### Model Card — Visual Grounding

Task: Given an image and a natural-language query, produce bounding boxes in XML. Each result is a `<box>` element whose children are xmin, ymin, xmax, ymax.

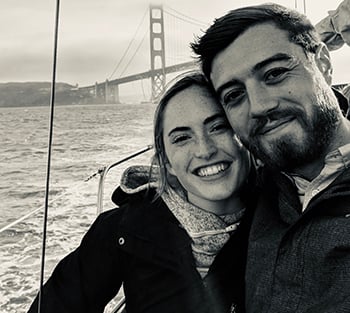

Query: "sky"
<box><xmin>1</xmin><ymin>0</ymin><xmax>349</xmax><ymax>96</ymax></box>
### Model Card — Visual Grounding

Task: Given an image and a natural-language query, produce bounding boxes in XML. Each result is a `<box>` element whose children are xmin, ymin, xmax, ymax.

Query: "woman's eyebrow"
<box><xmin>203</xmin><ymin>113</ymin><xmax>225</xmax><ymax>125</ymax></box>
<box><xmin>167</xmin><ymin>126</ymin><xmax>190</xmax><ymax>137</ymax></box>
<box><xmin>167</xmin><ymin>113</ymin><xmax>224</xmax><ymax>137</ymax></box>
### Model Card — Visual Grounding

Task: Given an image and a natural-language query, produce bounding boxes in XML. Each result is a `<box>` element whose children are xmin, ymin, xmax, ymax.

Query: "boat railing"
<box><xmin>0</xmin><ymin>144</ymin><xmax>153</xmax><ymax>233</ymax></box>
<box><xmin>96</xmin><ymin>144</ymin><xmax>153</xmax><ymax>214</ymax></box>
<box><xmin>111</xmin><ymin>297</ymin><xmax>126</xmax><ymax>313</ymax></box>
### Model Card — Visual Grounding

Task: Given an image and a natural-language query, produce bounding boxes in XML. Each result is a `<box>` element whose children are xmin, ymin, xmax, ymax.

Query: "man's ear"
<box><xmin>315</xmin><ymin>42</ymin><xmax>333</xmax><ymax>85</ymax></box>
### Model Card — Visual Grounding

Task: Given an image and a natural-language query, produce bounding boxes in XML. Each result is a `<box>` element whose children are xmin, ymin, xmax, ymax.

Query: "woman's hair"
<box><xmin>191</xmin><ymin>3</ymin><xmax>321</xmax><ymax>79</ymax></box>
<box><xmin>151</xmin><ymin>71</ymin><xmax>217</xmax><ymax>197</ymax></box>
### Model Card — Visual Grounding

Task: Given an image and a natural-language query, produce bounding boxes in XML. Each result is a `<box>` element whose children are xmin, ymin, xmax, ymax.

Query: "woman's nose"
<box><xmin>194</xmin><ymin>136</ymin><xmax>217</xmax><ymax>159</ymax></box>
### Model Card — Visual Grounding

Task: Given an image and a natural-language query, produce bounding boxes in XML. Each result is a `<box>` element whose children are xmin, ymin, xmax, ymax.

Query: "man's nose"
<box><xmin>248</xmin><ymin>84</ymin><xmax>279</xmax><ymax>118</ymax></box>
<box><xmin>194</xmin><ymin>136</ymin><xmax>217</xmax><ymax>159</ymax></box>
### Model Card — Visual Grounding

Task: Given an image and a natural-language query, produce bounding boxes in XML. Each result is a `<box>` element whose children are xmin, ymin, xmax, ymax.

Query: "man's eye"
<box><xmin>265</xmin><ymin>67</ymin><xmax>288</xmax><ymax>83</ymax></box>
<box><xmin>222</xmin><ymin>89</ymin><xmax>245</xmax><ymax>107</ymax></box>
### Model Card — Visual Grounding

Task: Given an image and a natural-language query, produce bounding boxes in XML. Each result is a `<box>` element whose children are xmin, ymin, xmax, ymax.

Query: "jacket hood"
<box><xmin>112</xmin><ymin>165</ymin><xmax>159</xmax><ymax>205</ymax></box>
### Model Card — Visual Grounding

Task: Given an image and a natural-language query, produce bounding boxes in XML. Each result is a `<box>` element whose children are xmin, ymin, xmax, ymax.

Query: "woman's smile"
<box><xmin>162</xmin><ymin>84</ymin><xmax>250</xmax><ymax>211</ymax></box>
<box><xmin>194</xmin><ymin>161</ymin><xmax>231</xmax><ymax>178</ymax></box>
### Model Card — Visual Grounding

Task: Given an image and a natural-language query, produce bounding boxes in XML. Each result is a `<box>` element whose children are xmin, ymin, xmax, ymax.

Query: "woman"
<box><xmin>28</xmin><ymin>72</ymin><xmax>256</xmax><ymax>313</ymax></box>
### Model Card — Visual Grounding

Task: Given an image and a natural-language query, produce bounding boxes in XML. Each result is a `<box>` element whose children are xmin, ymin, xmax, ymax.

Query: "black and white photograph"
<box><xmin>1</xmin><ymin>0</ymin><xmax>349</xmax><ymax>312</ymax></box>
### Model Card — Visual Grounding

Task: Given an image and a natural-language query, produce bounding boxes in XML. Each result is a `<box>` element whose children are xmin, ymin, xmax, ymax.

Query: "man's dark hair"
<box><xmin>191</xmin><ymin>3</ymin><xmax>321</xmax><ymax>79</ymax></box>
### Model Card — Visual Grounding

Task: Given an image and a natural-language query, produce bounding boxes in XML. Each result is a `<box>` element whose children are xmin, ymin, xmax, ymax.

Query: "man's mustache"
<box><xmin>249</xmin><ymin>107</ymin><xmax>303</xmax><ymax>137</ymax></box>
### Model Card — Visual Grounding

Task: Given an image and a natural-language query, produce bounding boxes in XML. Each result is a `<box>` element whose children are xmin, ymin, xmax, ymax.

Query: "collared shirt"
<box><xmin>289</xmin><ymin>143</ymin><xmax>350</xmax><ymax>211</ymax></box>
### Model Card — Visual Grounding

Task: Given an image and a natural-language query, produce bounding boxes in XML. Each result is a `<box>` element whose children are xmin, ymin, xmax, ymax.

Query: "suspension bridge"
<box><xmin>78</xmin><ymin>4</ymin><xmax>207</xmax><ymax>104</ymax></box>
<box><xmin>70</xmin><ymin>1</ymin><xmax>348</xmax><ymax>104</ymax></box>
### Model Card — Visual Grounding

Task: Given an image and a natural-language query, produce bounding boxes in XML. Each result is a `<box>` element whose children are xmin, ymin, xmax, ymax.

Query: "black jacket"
<box><xmin>246</xmin><ymin>168</ymin><xmax>350</xmax><ymax>313</ymax></box>
<box><xmin>28</xmin><ymin>185</ymin><xmax>252</xmax><ymax>313</ymax></box>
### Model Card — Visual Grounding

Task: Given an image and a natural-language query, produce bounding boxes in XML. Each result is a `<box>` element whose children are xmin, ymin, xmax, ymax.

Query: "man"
<box><xmin>192</xmin><ymin>3</ymin><xmax>350</xmax><ymax>313</ymax></box>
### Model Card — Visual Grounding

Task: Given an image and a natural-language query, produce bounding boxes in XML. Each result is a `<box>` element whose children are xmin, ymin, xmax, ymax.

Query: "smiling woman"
<box><xmin>160</xmin><ymin>80</ymin><xmax>250</xmax><ymax>215</ymax></box>
<box><xmin>27</xmin><ymin>71</ymin><xmax>258</xmax><ymax>313</ymax></box>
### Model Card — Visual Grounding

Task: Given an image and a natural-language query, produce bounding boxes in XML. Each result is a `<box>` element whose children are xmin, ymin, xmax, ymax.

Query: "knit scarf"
<box><xmin>161</xmin><ymin>187</ymin><xmax>245</xmax><ymax>278</ymax></box>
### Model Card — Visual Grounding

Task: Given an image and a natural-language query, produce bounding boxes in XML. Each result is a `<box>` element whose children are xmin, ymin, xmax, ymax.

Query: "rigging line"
<box><xmin>38</xmin><ymin>0</ymin><xmax>60</xmax><ymax>312</ymax></box>
<box><xmin>119</xmin><ymin>27</ymin><xmax>148</xmax><ymax>78</ymax></box>
<box><xmin>303</xmin><ymin>0</ymin><xmax>306</xmax><ymax>14</ymax></box>
<box><xmin>108</xmin><ymin>7</ymin><xmax>148</xmax><ymax>80</ymax></box>
<box><xmin>163</xmin><ymin>5</ymin><xmax>209</xmax><ymax>27</ymax></box>
<box><xmin>0</xmin><ymin>178</ymin><xmax>94</xmax><ymax>234</ymax></box>
<box><xmin>0</xmin><ymin>144</ymin><xmax>154</xmax><ymax>234</ymax></box>
<box><xmin>163</xmin><ymin>10</ymin><xmax>207</xmax><ymax>28</ymax></box>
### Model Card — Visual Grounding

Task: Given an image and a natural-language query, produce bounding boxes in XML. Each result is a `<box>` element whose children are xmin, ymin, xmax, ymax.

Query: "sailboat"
<box><xmin>1</xmin><ymin>1</ymin><xmax>350</xmax><ymax>312</ymax></box>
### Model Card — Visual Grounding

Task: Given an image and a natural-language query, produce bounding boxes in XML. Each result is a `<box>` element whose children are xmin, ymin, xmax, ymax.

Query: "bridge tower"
<box><xmin>149</xmin><ymin>4</ymin><xmax>166</xmax><ymax>102</ymax></box>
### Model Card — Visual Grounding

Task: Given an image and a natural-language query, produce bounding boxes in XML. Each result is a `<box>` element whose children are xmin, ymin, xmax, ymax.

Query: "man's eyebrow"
<box><xmin>215</xmin><ymin>53</ymin><xmax>294</xmax><ymax>98</ymax></box>
<box><xmin>252</xmin><ymin>53</ymin><xmax>294</xmax><ymax>74</ymax></box>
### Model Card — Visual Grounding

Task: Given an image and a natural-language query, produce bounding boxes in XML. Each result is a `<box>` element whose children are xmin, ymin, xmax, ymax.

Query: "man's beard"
<box><xmin>243</xmin><ymin>89</ymin><xmax>340</xmax><ymax>173</ymax></box>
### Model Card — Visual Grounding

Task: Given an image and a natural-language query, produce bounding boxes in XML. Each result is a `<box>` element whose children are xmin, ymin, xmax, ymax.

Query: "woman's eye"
<box><xmin>211</xmin><ymin>122</ymin><xmax>230</xmax><ymax>132</ymax></box>
<box><xmin>171</xmin><ymin>134</ymin><xmax>190</xmax><ymax>144</ymax></box>
<box><xmin>222</xmin><ymin>89</ymin><xmax>245</xmax><ymax>107</ymax></box>
<box><xmin>265</xmin><ymin>67</ymin><xmax>288</xmax><ymax>83</ymax></box>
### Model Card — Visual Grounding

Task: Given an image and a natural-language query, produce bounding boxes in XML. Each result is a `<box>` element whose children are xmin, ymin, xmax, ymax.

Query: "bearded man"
<box><xmin>192</xmin><ymin>3</ymin><xmax>350</xmax><ymax>313</ymax></box>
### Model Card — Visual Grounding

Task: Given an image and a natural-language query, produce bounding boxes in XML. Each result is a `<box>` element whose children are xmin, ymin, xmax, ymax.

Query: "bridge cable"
<box><xmin>294</xmin><ymin>0</ymin><xmax>306</xmax><ymax>14</ymax></box>
<box><xmin>163</xmin><ymin>5</ymin><xmax>209</xmax><ymax>27</ymax></box>
<box><xmin>119</xmin><ymin>27</ymin><xmax>148</xmax><ymax>78</ymax></box>
<box><xmin>140</xmin><ymin>79</ymin><xmax>148</xmax><ymax>101</ymax></box>
<box><xmin>163</xmin><ymin>7</ymin><xmax>205</xmax><ymax>65</ymax></box>
<box><xmin>163</xmin><ymin>10</ymin><xmax>207</xmax><ymax>28</ymax></box>
<box><xmin>37</xmin><ymin>0</ymin><xmax>60</xmax><ymax>312</ymax></box>
<box><xmin>108</xmin><ymin>7</ymin><xmax>148</xmax><ymax>80</ymax></box>
<box><xmin>168</xmin><ymin>11</ymin><xmax>183</xmax><ymax>65</ymax></box>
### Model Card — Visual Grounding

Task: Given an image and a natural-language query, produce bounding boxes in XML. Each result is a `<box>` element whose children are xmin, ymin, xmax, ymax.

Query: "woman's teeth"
<box><xmin>197</xmin><ymin>163</ymin><xmax>228</xmax><ymax>177</ymax></box>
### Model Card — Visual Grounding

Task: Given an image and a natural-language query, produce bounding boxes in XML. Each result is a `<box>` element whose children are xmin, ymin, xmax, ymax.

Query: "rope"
<box><xmin>37</xmin><ymin>0</ymin><xmax>60</xmax><ymax>311</ymax></box>
<box><xmin>0</xmin><ymin>178</ymin><xmax>95</xmax><ymax>234</ymax></box>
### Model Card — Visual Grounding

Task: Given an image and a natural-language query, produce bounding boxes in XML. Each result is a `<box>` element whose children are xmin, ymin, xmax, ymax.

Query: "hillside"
<box><xmin>0</xmin><ymin>82</ymin><xmax>98</xmax><ymax>107</ymax></box>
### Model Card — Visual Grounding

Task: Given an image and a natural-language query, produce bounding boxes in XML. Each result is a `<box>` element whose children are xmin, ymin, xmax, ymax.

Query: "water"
<box><xmin>0</xmin><ymin>102</ymin><xmax>157</xmax><ymax>312</ymax></box>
